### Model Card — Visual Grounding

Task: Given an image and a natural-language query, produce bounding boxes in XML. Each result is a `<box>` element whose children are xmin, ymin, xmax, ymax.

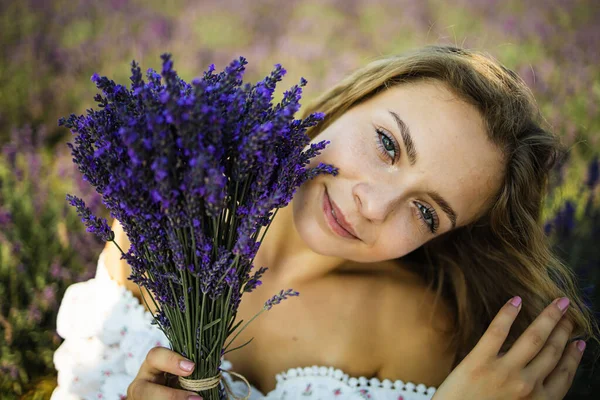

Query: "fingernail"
<box><xmin>180</xmin><ymin>360</ymin><xmax>195</xmax><ymax>372</ymax></box>
<box><xmin>510</xmin><ymin>296</ymin><xmax>522</xmax><ymax>307</ymax></box>
<box><xmin>187</xmin><ymin>396</ymin><xmax>203</xmax><ymax>400</ymax></box>
<box><xmin>577</xmin><ymin>340</ymin><xmax>586</xmax><ymax>353</ymax></box>
<box><xmin>556</xmin><ymin>297</ymin><xmax>570</xmax><ymax>312</ymax></box>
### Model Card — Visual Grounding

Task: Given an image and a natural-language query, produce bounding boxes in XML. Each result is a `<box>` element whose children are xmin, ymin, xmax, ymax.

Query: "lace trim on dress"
<box><xmin>275</xmin><ymin>365</ymin><xmax>437</xmax><ymax>396</ymax></box>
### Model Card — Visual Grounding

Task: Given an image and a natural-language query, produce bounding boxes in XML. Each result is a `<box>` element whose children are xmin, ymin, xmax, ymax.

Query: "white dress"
<box><xmin>51</xmin><ymin>249</ymin><xmax>438</xmax><ymax>400</ymax></box>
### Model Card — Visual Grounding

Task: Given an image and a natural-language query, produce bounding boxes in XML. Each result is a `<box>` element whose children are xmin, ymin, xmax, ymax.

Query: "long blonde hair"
<box><xmin>299</xmin><ymin>44</ymin><xmax>600</xmax><ymax>368</ymax></box>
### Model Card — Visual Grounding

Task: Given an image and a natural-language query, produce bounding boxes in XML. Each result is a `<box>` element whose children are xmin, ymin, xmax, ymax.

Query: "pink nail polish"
<box><xmin>577</xmin><ymin>340</ymin><xmax>586</xmax><ymax>353</ymax></box>
<box><xmin>556</xmin><ymin>297</ymin><xmax>570</xmax><ymax>312</ymax></box>
<box><xmin>180</xmin><ymin>360</ymin><xmax>195</xmax><ymax>372</ymax></box>
<box><xmin>510</xmin><ymin>296</ymin><xmax>522</xmax><ymax>307</ymax></box>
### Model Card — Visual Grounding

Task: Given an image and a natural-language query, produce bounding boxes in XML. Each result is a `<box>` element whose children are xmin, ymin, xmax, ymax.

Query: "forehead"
<box><xmin>365</xmin><ymin>80</ymin><xmax>505</xmax><ymax>226</ymax></box>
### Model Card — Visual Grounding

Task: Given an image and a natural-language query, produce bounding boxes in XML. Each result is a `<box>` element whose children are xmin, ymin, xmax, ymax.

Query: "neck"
<box><xmin>254</xmin><ymin>197</ymin><xmax>346</xmax><ymax>285</ymax></box>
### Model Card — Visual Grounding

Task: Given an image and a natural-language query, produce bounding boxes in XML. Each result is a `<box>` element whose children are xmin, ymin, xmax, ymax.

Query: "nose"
<box><xmin>353</xmin><ymin>182</ymin><xmax>399</xmax><ymax>223</ymax></box>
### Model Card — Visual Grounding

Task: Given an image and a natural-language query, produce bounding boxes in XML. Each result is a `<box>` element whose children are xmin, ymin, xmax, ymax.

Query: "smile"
<box><xmin>323</xmin><ymin>188</ymin><xmax>359</xmax><ymax>240</ymax></box>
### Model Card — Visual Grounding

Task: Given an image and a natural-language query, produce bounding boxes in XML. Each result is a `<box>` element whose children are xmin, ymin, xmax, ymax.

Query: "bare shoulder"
<box><xmin>103</xmin><ymin>219</ymin><xmax>141</xmax><ymax>296</ymax></box>
<box><xmin>374</xmin><ymin>260</ymin><xmax>456</xmax><ymax>388</ymax></box>
<box><xmin>103</xmin><ymin>219</ymin><xmax>159</xmax><ymax>313</ymax></box>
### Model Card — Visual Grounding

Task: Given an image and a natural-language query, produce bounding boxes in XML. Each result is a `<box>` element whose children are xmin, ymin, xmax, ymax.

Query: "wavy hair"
<box><xmin>298</xmin><ymin>44</ymin><xmax>600</xmax><ymax>368</ymax></box>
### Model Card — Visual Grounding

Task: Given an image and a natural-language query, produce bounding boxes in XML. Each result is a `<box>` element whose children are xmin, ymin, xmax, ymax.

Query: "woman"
<box><xmin>52</xmin><ymin>45</ymin><xmax>599</xmax><ymax>400</ymax></box>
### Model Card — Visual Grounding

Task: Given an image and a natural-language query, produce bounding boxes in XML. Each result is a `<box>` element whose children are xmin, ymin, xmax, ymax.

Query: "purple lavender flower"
<box><xmin>244</xmin><ymin>265</ymin><xmax>268</xmax><ymax>293</ymax></box>
<box><xmin>264</xmin><ymin>289</ymin><xmax>300</xmax><ymax>311</ymax></box>
<box><xmin>42</xmin><ymin>285</ymin><xmax>57</xmax><ymax>306</ymax></box>
<box><xmin>49</xmin><ymin>262</ymin><xmax>62</xmax><ymax>279</ymax></box>
<box><xmin>66</xmin><ymin>194</ymin><xmax>114</xmax><ymax>242</ymax></box>
<box><xmin>59</xmin><ymin>54</ymin><xmax>336</xmax><ymax>393</ymax></box>
<box><xmin>27</xmin><ymin>304</ymin><xmax>42</xmax><ymax>324</ymax></box>
<box><xmin>0</xmin><ymin>364</ymin><xmax>19</xmax><ymax>380</ymax></box>
<box><xmin>151</xmin><ymin>309</ymin><xmax>171</xmax><ymax>330</ymax></box>
<box><xmin>0</xmin><ymin>208</ymin><xmax>11</xmax><ymax>226</ymax></box>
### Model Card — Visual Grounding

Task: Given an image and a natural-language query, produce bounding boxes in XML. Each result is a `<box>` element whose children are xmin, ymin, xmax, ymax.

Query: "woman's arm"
<box><xmin>104</xmin><ymin>218</ymin><xmax>157</xmax><ymax>314</ymax></box>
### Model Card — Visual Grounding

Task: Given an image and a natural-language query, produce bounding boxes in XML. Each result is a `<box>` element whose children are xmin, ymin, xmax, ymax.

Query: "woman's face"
<box><xmin>293</xmin><ymin>79</ymin><xmax>505</xmax><ymax>263</ymax></box>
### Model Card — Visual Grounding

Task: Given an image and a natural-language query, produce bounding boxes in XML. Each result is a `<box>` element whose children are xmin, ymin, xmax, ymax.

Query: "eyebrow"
<box><xmin>388</xmin><ymin>110</ymin><xmax>417</xmax><ymax>166</ymax></box>
<box><xmin>428</xmin><ymin>190</ymin><xmax>458</xmax><ymax>229</ymax></box>
<box><xmin>387</xmin><ymin>110</ymin><xmax>458</xmax><ymax>229</ymax></box>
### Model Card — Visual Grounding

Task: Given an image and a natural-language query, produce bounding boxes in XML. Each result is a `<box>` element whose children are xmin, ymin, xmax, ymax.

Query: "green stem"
<box><xmin>226</xmin><ymin>180</ymin><xmax>240</xmax><ymax>249</ymax></box>
<box><xmin>250</xmin><ymin>207</ymin><xmax>279</xmax><ymax>267</ymax></box>
<box><xmin>223</xmin><ymin>337</ymin><xmax>254</xmax><ymax>356</ymax></box>
<box><xmin>223</xmin><ymin>308</ymin><xmax>266</xmax><ymax>352</ymax></box>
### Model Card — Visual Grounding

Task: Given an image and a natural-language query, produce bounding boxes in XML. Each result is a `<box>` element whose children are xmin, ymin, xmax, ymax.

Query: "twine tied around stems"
<box><xmin>178</xmin><ymin>370</ymin><xmax>251</xmax><ymax>400</ymax></box>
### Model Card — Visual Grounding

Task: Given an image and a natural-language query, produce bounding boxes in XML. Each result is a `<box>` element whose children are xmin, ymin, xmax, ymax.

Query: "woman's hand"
<box><xmin>127</xmin><ymin>346</ymin><xmax>204</xmax><ymax>400</ymax></box>
<box><xmin>432</xmin><ymin>296</ymin><xmax>586</xmax><ymax>400</ymax></box>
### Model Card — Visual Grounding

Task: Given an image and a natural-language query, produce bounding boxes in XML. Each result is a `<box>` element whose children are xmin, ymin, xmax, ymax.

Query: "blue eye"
<box><xmin>374</xmin><ymin>128</ymin><xmax>399</xmax><ymax>163</ymax></box>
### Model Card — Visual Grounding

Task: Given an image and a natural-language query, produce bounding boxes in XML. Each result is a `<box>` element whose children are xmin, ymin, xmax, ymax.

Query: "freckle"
<box><xmin>292</xmin><ymin>336</ymin><xmax>298</xmax><ymax>341</ymax></box>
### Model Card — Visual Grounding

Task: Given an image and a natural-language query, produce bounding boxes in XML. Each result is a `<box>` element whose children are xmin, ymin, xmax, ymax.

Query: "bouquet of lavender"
<box><xmin>58</xmin><ymin>53</ymin><xmax>337</xmax><ymax>400</ymax></box>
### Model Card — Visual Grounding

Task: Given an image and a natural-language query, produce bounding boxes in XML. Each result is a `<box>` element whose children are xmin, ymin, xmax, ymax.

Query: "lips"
<box><xmin>325</xmin><ymin>188</ymin><xmax>359</xmax><ymax>239</ymax></box>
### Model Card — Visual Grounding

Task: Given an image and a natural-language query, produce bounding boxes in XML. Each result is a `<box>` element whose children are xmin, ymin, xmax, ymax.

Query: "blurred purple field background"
<box><xmin>0</xmin><ymin>0</ymin><xmax>598</xmax><ymax>398</ymax></box>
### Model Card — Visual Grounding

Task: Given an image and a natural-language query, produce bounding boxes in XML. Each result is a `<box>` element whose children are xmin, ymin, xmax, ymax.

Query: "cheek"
<box><xmin>351</xmin><ymin>219</ymin><xmax>429</xmax><ymax>263</ymax></box>
<box><xmin>370</xmin><ymin>230</ymin><xmax>426</xmax><ymax>262</ymax></box>
<box><xmin>292</xmin><ymin>179</ymin><xmax>325</xmax><ymax>234</ymax></box>
<box><xmin>291</xmin><ymin>190</ymin><xmax>342</xmax><ymax>257</ymax></box>
<box><xmin>306</xmin><ymin>126</ymin><xmax>373</xmax><ymax>171</ymax></box>
<box><xmin>370</xmin><ymin>207</ymin><xmax>440</xmax><ymax>261</ymax></box>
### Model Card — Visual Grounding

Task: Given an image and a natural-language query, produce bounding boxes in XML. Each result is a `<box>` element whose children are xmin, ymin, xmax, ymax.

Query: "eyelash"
<box><xmin>374</xmin><ymin>127</ymin><xmax>400</xmax><ymax>163</ymax></box>
<box><xmin>414</xmin><ymin>202</ymin><xmax>439</xmax><ymax>234</ymax></box>
<box><xmin>374</xmin><ymin>127</ymin><xmax>439</xmax><ymax>234</ymax></box>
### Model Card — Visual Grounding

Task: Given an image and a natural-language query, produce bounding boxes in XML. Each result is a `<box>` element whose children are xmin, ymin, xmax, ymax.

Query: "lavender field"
<box><xmin>0</xmin><ymin>0</ymin><xmax>598</xmax><ymax>398</ymax></box>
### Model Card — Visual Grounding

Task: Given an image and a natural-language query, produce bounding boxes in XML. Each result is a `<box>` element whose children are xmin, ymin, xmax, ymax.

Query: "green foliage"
<box><xmin>0</xmin><ymin>130</ymin><xmax>105</xmax><ymax>396</ymax></box>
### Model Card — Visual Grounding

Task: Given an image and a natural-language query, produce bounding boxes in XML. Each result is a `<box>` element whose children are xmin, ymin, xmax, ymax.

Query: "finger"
<box><xmin>127</xmin><ymin>379</ymin><xmax>202</xmax><ymax>400</ymax></box>
<box><xmin>501</xmin><ymin>297</ymin><xmax>569</xmax><ymax>368</ymax></box>
<box><xmin>135</xmin><ymin>346</ymin><xmax>196</xmax><ymax>384</ymax></box>
<box><xmin>470</xmin><ymin>296</ymin><xmax>523</xmax><ymax>361</ymax></box>
<box><xmin>543</xmin><ymin>339</ymin><xmax>586</xmax><ymax>399</ymax></box>
<box><xmin>522</xmin><ymin>315</ymin><xmax>573</xmax><ymax>380</ymax></box>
